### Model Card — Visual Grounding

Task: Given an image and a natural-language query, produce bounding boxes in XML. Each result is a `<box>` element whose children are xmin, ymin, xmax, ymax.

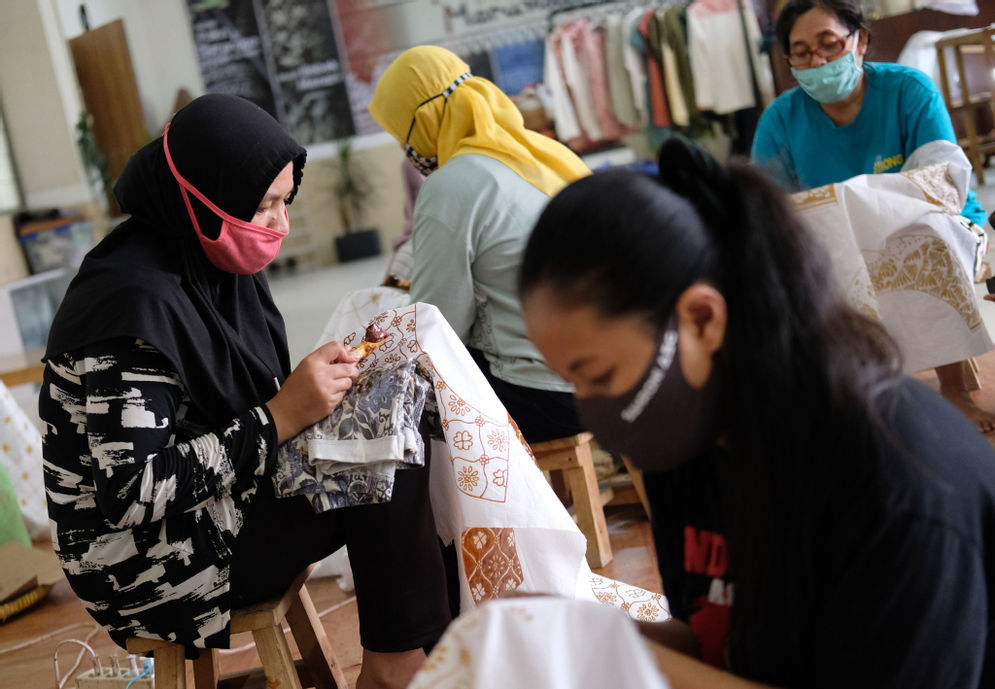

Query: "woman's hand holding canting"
<box><xmin>267</xmin><ymin>341</ymin><xmax>359</xmax><ymax>444</ymax></box>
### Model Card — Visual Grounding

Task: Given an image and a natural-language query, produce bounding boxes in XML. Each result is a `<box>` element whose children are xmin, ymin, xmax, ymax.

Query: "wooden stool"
<box><xmin>126</xmin><ymin>568</ymin><xmax>347</xmax><ymax>689</ymax></box>
<box><xmin>532</xmin><ymin>432</ymin><xmax>613</xmax><ymax>569</ymax></box>
<box><xmin>935</xmin><ymin>26</ymin><xmax>995</xmax><ymax>185</ymax></box>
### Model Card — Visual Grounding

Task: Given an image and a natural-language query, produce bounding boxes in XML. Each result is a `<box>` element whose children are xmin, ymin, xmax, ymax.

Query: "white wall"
<box><xmin>0</xmin><ymin>1</ymin><xmax>90</xmax><ymax>209</ymax></box>
<box><xmin>0</xmin><ymin>114</ymin><xmax>21</xmax><ymax>212</ymax></box>
<box><xmin>0</xmin><ymin>216</ymin><xmax>30</xmax><ymax>286</ymax></box>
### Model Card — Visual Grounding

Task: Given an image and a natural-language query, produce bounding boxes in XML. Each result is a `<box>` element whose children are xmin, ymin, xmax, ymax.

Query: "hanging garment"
<box><xmin>560</xmin><ymin>22</ymin><xmax>606</xmax><ymax>142</ymax></box>
<box><xmin>658</xmin><ymin>4</ymin><xmax>700</xmax><ymax>128</ymax></box>
<box><xmin>605</xmin><ymin>14</ymin><xmax>641</xmax><ymax>129</ymax></box>
<box><xmin>544</xmin><ymin>31</ymin><xmax>587</xmax><ymax>147</ymax></box>
<box><xmin>687</xmin><ymin>0</ymin><xmax>773</xmax><ymax>114</ymax></box>
<box><xmin>622</xmin><ymin>6</ymin><xmax>650</xmax><ymax>125</ymax></box>
<box><xmin>638</xmin><ymin>9</ymin><xmax>673</xmax><ymax>128</ymax></box>
<box><xmin>792</xmin><ymin>160</ymin><xmax>994</xmax><ymax>374</ymax></box>
<box><xmin>650</xmin><ymin>7</ymin><xmax>689</xmax><ymax>127</ymax></box>
<box><xmin>574</xmin><ymin>19</ymin><xmax>628</xmax><ymax>141</ymax></box>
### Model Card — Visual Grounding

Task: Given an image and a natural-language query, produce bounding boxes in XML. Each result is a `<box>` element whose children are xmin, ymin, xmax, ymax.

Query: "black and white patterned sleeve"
<box><xmin>79</xmin><ymin>338</ymin><xmax>277</xmax><ymax>528</ymax></box>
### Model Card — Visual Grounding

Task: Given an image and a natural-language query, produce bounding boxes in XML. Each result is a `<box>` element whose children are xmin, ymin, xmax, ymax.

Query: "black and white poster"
<box><xmin>188</xmin><ymin>0</ymin><xmax>356</xmax><ymax>143</ymax></box>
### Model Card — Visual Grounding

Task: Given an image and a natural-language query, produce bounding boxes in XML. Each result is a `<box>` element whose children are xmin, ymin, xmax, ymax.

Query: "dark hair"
<box><xmin>521</xmin><ymin>137</ymin><xmax>902</xmax><ymax>682</ymax></box>
<box><xmin>520</xmin><ymin>170</ymin><xmax>718</xmax><ymax>329</ymax></box>
<box><xmin>775</xmin><ymin>0</ymin><xmax>869</xmax><ymax>54</ymax></box>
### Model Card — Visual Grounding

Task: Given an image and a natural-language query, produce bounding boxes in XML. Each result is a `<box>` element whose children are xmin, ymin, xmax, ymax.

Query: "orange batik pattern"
<box><xmin>462</xmin><ymin>527</ymin><xmax>525</xmax><ymax>602</ymax></box>
<box><xmin>343</xmin><ymin>304</ymin><xmax>528</xmax><ymax>601</ymax></box>
<box><xmin>333</xmin><ymin>301</ymin><xmax>670</xmax><ymax>620</ymax></box>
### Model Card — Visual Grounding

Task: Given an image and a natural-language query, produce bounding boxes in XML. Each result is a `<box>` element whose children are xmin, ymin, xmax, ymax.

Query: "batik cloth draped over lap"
<box><xmin>792</xmin><ymin>162</ymin><xmax>994</xmax><ymax>373</ymax></box>
<box><xmin>273</xmin><ymin>358</ymin><xmax>439</xmax><ymax>511</ymax></box>
<box><xmin>315</xmin><ymin>301</ymin><xmax>669</xmax><ymax>623</ymax></box>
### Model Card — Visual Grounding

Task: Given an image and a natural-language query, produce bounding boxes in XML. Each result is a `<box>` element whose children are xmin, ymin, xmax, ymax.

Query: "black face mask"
<box><xmin>575</xmin><ymin>320</ymin><xmax>721</xmax><ymax>472</ymax></box>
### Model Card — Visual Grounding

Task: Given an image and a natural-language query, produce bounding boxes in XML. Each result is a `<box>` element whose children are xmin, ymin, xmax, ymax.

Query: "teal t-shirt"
<box><xmin>751</xmin><ymin>61</ymin><xmax>986</xmax><ymax>226</ymax></box>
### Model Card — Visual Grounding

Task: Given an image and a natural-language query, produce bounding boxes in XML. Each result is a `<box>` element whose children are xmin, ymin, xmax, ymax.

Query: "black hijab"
<box><xmin>45</xmin><ymin>94</ymin><xmax>307</xmax><ymax>423</ymax></box>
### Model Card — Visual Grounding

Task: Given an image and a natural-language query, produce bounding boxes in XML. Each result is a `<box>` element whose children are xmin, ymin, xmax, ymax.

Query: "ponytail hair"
<box><xmin>522</xmin><ymin>137</ymin><xmax>901</xmax><ymax>680</ymax></box>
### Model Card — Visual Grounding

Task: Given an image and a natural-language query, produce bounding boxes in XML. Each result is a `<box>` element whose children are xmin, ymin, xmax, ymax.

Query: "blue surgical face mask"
<box><xmin>790</xmin><ymin>44</ymin><xmax>862</xmax><ymax>104</ymax></box>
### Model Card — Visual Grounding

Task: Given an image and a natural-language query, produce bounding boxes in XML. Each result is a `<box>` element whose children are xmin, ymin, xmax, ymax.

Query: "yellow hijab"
<box><xmin>368</xmin><ymin>45</ymin><xmax>589</xmax><ymax>197</ymax></box>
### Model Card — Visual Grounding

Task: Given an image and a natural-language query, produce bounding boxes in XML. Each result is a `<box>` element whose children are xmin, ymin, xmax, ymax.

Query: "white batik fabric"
<box><xmin>41</xmin><ymin>338</ymin><xmax>275</xmax><ymax>649</ymax></box>
<box><xmin>792</xmin><ymin>161</ymin><xmax>994</xmax><ymax>373</ymax></box>
<box><xmin>272</xmin><ymin>358</ymin><xmax>437</xmax><ymax>511</ymax></box>
<box><xmin>324</xmin><ymin>302</ymin><xmax>671</xmax><ymax>621</ymax></box>
<box><xmin>0</xmin><ymin>380</ymin><xmax>47</xmax><ymax>540</ymax></box>
<box><xmin>408</xmin><ymin>598</ymin><xmax>672</xmax><ymax>689</ymax></box>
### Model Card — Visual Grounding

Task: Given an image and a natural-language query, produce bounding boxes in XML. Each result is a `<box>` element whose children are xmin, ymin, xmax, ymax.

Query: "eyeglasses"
<box><xmin>786</xmin><ymin>31</ymin><xmax>854</xmax><ymax>69</ymax></box>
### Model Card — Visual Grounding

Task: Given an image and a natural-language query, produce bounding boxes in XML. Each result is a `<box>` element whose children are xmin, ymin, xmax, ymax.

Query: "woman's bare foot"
<box><xmin>356</xmin><ymin>648</ymin><xmax>427</xmax><ymax>689</ymax></box>
<box><xmin>940</xmin><ymin>387</ymin><xmax>995</xmax><ymax>433</ymax></box>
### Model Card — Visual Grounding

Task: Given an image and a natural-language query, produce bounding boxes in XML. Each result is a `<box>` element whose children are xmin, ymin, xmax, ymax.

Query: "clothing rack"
<box><xmin>547</xmin><ymin>0</ymin><xmax>645</xmax><ymax>31</ymax></box>
<box><xmin>379</xmin><ymin>14</ymin><xmax>547</xmax><ymax>70</ymax></box>
<box><xmin>541</xmin><ymin>0</ymin><xmax>774</xmax><ymax>155</ymax></box>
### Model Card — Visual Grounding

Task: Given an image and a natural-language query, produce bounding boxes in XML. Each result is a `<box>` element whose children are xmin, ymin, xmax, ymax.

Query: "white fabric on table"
<box><xmin>408</xmin><ymin>597</ymin><xmax>671</xmax><ymax>689</ymax></box>
<box><xmin>791</xmin><ymin>161</ymin><xmax>994</xmax><ymax>373</ymax></box>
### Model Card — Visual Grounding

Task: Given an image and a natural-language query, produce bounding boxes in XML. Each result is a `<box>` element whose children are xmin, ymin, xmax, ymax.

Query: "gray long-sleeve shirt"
<box><xmin>410</xmin><ymin>153</ymin><xmax>572</xmax><ymax>393</ymax></box>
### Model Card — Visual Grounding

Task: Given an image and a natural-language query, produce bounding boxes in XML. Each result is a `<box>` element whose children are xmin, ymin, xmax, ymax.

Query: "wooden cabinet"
<box><xmin>68</xmin><ymin>20</ymin><xmax>148</xmax><ymax>213</ymax></box>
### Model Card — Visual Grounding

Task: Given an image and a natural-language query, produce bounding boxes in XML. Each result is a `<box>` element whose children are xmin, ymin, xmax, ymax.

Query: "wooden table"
<box><xmin>0</xmin><ymin>348</ymin><xmax>45</xmax><ymax>388</ymax></box>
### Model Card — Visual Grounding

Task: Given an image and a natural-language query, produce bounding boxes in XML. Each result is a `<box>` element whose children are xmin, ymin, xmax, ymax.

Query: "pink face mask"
<box><xmin>163</xmin><ymin>124</ymin><xmax>289</xmax><ymax>274</ymax></box>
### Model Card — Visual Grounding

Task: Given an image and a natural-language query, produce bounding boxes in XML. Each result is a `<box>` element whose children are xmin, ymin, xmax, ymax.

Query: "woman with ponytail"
<box><xmin>368</xmin><ymin>46</ymin><xmax>591</xmax><ymax>443</ymax></box>
<box><xmin>519</xmin><ymin>137</ymin><xmax>995</xmax><ymax>687</ymax></box>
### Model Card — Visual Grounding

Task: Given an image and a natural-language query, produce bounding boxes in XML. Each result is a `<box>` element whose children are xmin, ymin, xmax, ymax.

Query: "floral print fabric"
<box><xmin>272</xmin><ymin>358</ymin><xmax>438</xmax><ymax>511</ymax></box>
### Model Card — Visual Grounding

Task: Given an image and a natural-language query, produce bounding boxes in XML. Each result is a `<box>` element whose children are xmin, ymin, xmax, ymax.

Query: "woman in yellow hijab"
<box><xmin>369</xmin><ymin>45</ymin><xmax>588</xmax><ymax>192</ymax></box>
<box><xmin>370</xmin><ymin>46</ymin><xmax>590</xmax><ymax>443</ymax></box>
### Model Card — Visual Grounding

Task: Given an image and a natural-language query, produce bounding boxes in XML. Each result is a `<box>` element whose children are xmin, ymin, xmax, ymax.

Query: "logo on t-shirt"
<box><xmin>873</xmin><ymin>153</ymin><xmax>905</xmax><ymax>174</ymax></box>
<box><xmin>685</xmin><ymin>526</ymin><xmax>733</xmax><ymax>667</ymax></box>
<box><xmin>685</xmin><ymin>525</ymin><xmax>727</xmax><ymax>576</ymax></box>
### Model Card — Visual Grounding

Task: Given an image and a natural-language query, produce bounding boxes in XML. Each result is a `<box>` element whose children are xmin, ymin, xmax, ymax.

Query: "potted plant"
<box><xmin>75</xmin><ymin>111</ymin><xmax>116</xmax><ymax>214</ymax></box>
<box><xmin>332</xmin><ymin>137</ymin><xmax>381</xmax><ymax>262</ymax></box>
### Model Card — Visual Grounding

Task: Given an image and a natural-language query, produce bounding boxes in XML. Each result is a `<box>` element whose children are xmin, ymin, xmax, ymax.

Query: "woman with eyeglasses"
<box><xmin>751</xmin><ymin>0</ymin><xmax>993</xmax><ymax>432</ymax></box>
<box><xmin>368</xmin><ymin>46</ymin><xmax>591</xmax><ymax>444</ymax></box>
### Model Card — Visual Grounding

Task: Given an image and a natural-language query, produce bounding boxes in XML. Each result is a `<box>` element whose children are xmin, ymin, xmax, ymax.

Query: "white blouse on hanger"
<box><xmin>687</xmin><ymin>0</ymin><xmax>773</xmax><ymax>114</ymax></box>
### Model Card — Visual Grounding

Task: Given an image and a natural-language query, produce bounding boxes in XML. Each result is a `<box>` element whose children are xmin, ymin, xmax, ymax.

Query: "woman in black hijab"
<box><xmin>41</xmin><ymin>94</ymin><xmax>451</xmax><ymax>689</ymax></box>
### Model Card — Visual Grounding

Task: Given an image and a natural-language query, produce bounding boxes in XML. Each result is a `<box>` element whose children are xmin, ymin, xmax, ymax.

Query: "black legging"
<box><xmin>229</xmin><ymin>436</ymin><xmax>452</xmax><ymax>653</ymax></box>
<box><xmin>468</xmin><ymin>347</ymin><xmax>586</xmax><ymax>444</ymax></box>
